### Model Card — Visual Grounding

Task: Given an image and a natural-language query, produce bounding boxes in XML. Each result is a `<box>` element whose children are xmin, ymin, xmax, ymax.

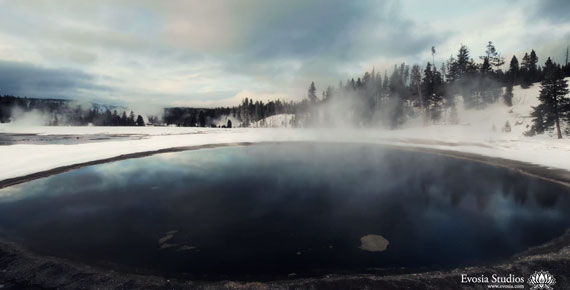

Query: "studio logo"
<box><xmin>527</xmin><ymin>270</ymin><xmax>556</xmax><ymax>290</ymax></box>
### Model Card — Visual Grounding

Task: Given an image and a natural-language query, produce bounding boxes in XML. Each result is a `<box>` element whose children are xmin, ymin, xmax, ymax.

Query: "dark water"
<box><xmin>1</xmin><ymin>143</ymin><xmax>569</xmax><ymax>280</ymax></box>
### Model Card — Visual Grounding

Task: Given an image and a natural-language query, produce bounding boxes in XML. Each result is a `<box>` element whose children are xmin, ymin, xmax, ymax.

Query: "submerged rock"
<box><xmin>359</xmin><ymin>234</ymin><xmax>389</xmax><ymax>252</ymax></box>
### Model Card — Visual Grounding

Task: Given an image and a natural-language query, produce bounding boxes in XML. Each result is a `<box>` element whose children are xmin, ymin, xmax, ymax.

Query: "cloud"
<box><xmin>212</xmin><ymin>0</ymin><xmax>452</xmax><ymax>100</ymax></box>
<box><xmin>220</xmin><ymin>1</ymin><xmax>448</xmax><ymax>68</ymax></box>
<box><xmin>0</xmin><ymin>0</ymin><xmax>565</xmax><ymax>107</ymax></box>
<box><xmin>0</xmin><ymin>0</ymin><xmax>453</xmax><ymax>106</ymax></box>
<box><xmin>0</xmin><ymin>60</ymin><xmax>110</xmax><ymax>99</ymax></box>
<box><xmin>532</xmin><ymin>0</ymin><xmax>570</xmax><ymax>24</ymax></box>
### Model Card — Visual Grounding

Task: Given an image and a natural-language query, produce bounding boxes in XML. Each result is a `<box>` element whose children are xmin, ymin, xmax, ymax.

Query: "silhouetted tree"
<box><xmin>308</xmin><ymin>82</ymin><xmax>317</xmax><ymax>103</ymax></box>
<box><xmin>136</xmin><ymin>115</ymin><xmax>145</xmax><ymax>126</ymax></box>
<box><xmin>529</xmin><ymin>50</ymin><xmax>539</xmax><ymax>82</ymax></box>
<box><xmin>481</xmin><ymin>41</ymin><xmax>505</xmax><ymax>70</ymax></box>
<box><xmin>410</xmin><ymin>64</ymin><xmax>423</xmax><ymax>108</ymax></box>
<box><xmin>448</xmin><ymin>45</ymin><xmax>471</xmax><ymax>82</ymax></box>
<box><xmin>521</xmin><ymin>50</ymin><xmax>539</xmax><ymax>87</ymax></box>
<box><xmin>508</xmin><ymin>55</ymin><xmax>519</xmax><ymax>85</ymax></box>
<box><xmin>530</xmin><ymin>58</ymin><xmax>570</xmax><ymax>138</ymax></box>
<box><xmin>128</xmin><ymin>111</ymin><xmax>136</xmax><ymax>126</ymax></box>
<box><xmin>198</xmin><ymin>111</ymin><xmax>206</xmax><ymax>127</ymax></box>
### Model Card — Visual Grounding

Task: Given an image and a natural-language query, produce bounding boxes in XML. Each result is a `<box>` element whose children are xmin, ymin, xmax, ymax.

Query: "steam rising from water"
<box><xmin>8</xmin><ymin>107</ymin><xmax>51</xmax><ymax>126</ymax></box>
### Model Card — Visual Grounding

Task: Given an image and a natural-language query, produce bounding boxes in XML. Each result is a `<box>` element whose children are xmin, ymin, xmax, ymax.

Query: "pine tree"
<box><xmin>479</xmin><ymin>44</ymin><xmax>502</xmax><ymax>105</ymax></box>
<box><xmin>531</xmin><ymin>57</ymin><xmax>570</xmax><ymax>138</ymax></box>
<box><xmin>410</xmin><ymin>64</ymin><xmax>423</xmax><ymax>107</ymax></box>
<box><xmin>481</xmin><ymin>57</ymin><xmax>491</xmax><ymax>73</ymax></box>
<box><xmin>439</xmin><ymin>63</ymin><xmax>447</xmax><ymax>83</ymax></box>
<box><xmin>508</xmin><ymin>55</ymin><xmax>519</xmax><ymax>84</ymax></box>
<box><xmin>480</xmin><ymin>41</ymin><xmax>505</xmax><ymax>70</ymax></box>
<box><xmin>363</xmin><ymin>71</ymin><xmax>371</xmax><ymax>84</ymax></box>
<box><xmin>375</xmin><ymin>71</ymin><xmax>383</xmax><ymax>97</ymax></box>
<box><xmin>308</xmin><ymin>82</ymin><xmax>317</xmax><ymax>103</ymax></box>
<box><xmin>431</xmin><ymin>46</ymin><xmax>436</xmax><ymax>68</ymax></box>
<box><xmin>423</xmin><ymin>62</ymin><xmax>435</xmax><ymax>98</ymax></box>
<box><xmin>121</xmin><ymin>111</ymin><xmax>128</xmax><ymax>126</ymax></box>
<box><xmin>198</xmin><ymin>111</ymin><xmax>206</xmax><ymax>127</ymax></box>
<box><xmin>389</xmin><ymin>65</ymin><xmax>400</xmax><ymax>93</ymax></box>
<box><xmin>128</xmin><ymin>111</ymin><xmax>136</xmax><ymax>126</ymax></box>
<box><xmin>136</xmin><ymin>115</ymin><xmax>145</xmax><ymax>126</ymax></box>
<box><xmin>384</xmin><ymin>65</ymin><xmax>405</xmax><ymax>129</ymax></box>
<box><xmin>520</xmin><ymin>53</ymin><xmax>533</xmax><ymax>88</ymax></box>
<box><xmin>529</xmin><ymin>50</ymin><xmax>539</xmax><ymax>82</ymax></box>
<box><xmin>445</xmin><ymin>55</ymin><xmax>455</xmax><ymax>81</ymax></box>
<box><xmin>453</xmin><ymin>44</ymin><xmax>471</xmax><ymax>80</ymax></box>
<box><xmin>324</xmin><ymin>86</ymin><xmax>334</xmax><ymax>101</ymax></box>
<box><xmin>422</xmin><ymin>62</ymin><xmax>444</xmax><ymax>121</ymax></box>
<box><xmin>530</xmin><ymin>105</ymin><xmax>547</xmax><ymax>135</ymax></box>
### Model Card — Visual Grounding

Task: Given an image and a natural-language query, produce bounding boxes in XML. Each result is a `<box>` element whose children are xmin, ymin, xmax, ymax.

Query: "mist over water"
<box><xmin>0</xmin><ymin>143</ymin><xmax>569</xmax><ymax>280</ymax></box>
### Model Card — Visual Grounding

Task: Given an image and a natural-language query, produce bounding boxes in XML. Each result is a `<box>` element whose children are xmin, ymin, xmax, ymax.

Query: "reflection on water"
<box><xmin>0</xmin><ymin>143</ymin><xmax>569</xmax><ymax>280</ymax></box>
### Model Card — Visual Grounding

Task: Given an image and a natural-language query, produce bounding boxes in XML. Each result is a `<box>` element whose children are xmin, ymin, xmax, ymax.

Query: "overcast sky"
<box><xmin>0</xmin><ymin>0</ymin><xmax>568</xmax><ymax>108</ymax></box>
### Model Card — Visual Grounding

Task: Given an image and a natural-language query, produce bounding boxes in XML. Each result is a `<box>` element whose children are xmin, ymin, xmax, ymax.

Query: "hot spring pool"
<box><xmin>0</xmin><ymin>143</ymin><xmax>569</xmax><ymax>280</ymax></box>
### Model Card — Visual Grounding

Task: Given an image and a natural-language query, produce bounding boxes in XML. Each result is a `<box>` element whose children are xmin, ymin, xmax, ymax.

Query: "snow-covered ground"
<box><xmin>2</xmin><ymin>81</ymin><xmax>570</xmax><ymax>183</ymax></box>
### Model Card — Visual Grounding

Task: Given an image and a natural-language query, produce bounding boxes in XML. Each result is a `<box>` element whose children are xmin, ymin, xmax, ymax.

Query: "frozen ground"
<box><xmin>1</xmin><ymin>81</ymin><xmax>570</xmax><ymax>183</ymax></box>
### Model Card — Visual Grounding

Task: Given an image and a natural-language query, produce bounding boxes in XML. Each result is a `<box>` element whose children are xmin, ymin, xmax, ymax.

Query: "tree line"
<box><xmin>163</xmin><ymin>107</ymin><xmax>231</xmax><ymax>127</ymax></box>
<box><xmin>0</xmin><ymin>96</ymin><xmax>145</xmax><ymax>126</ymax></box>
<box><xmin>1</xmin><ymin>94</ymin><xmax>295</xmax><ymax>128</ymax></box>
<box><xmin>162</xmin><ymin>98</ymin><xmax>298</xmax><ymax>127</ymax></box>
<box><xmin>294</xmin><ymin>42</ymin><xmax>570</xmax><ymax>130</ymax></box>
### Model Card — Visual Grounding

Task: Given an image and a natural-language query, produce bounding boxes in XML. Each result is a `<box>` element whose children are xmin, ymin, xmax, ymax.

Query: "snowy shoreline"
<box><xmin>2</xmin><ymin>126</ymin><xmax>570</xmax><ymax>189</ymax></box>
